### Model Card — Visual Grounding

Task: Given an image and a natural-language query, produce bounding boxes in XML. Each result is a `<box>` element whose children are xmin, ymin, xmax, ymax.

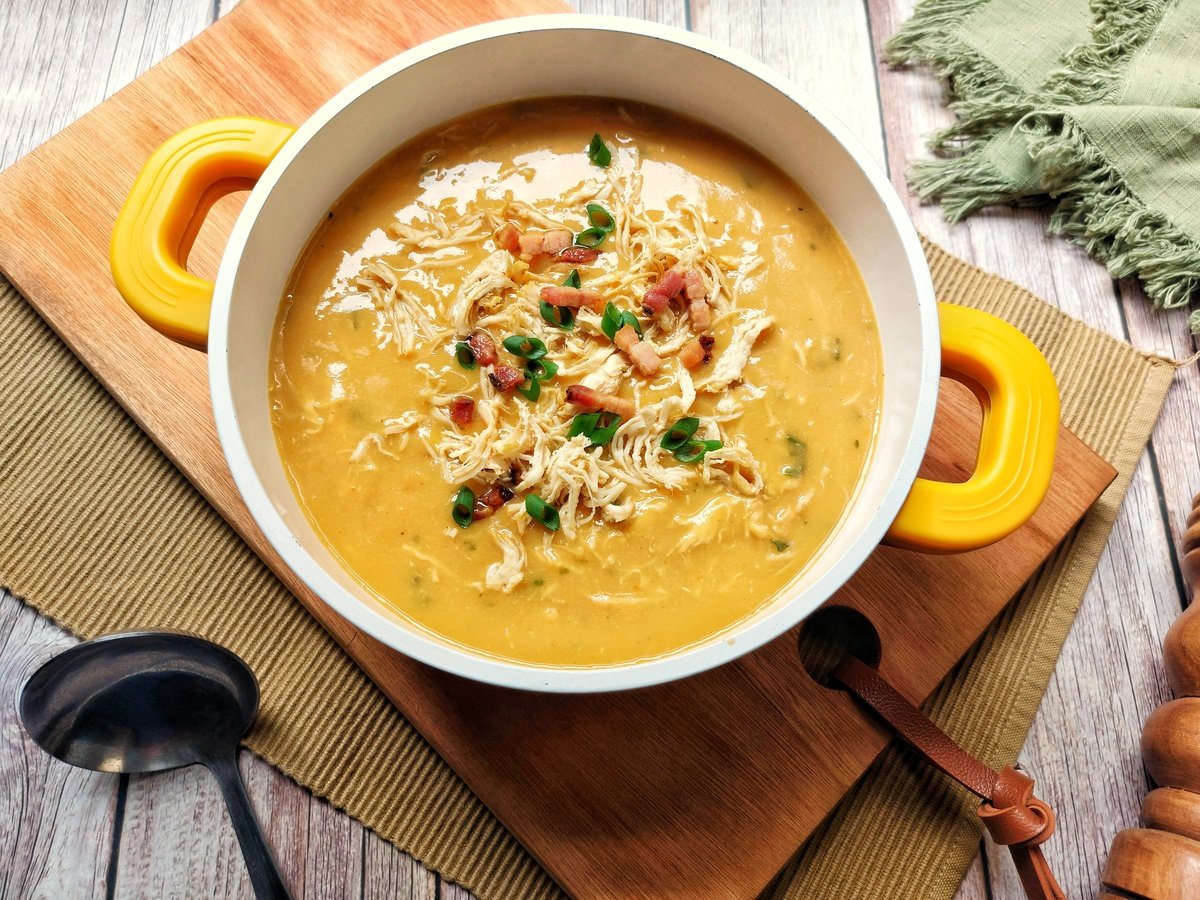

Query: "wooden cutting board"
<box><xmin>0</xmin><ymin>0</ymin><xmax>1116</xmax><ymax>897</ymax></box>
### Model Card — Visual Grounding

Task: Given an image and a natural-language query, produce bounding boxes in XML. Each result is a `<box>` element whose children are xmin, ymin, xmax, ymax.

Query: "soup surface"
<box><xmin>270</xmin><ymin>98</ymin><xmax>881</xmax><ymax>667</ymax></box>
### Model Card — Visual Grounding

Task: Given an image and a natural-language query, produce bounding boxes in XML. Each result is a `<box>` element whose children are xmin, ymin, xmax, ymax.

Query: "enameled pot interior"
<box><xmin>212</xmin><ymin>19</ymin><xmax>937</xmax><ymax>690</ymax></box>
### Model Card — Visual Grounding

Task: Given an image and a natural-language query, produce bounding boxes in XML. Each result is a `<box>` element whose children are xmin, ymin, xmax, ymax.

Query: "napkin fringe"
<box><xmin>885</xmin><ymin>0</ymin><xmax>1031</xmax><ymax>154</ymax></box>
<box><xmin>891</xmin><ymin>0</ymin><xmax>1199</xmax><ymax>327</ymax></box>
<box><xmin>907</xmin><ymin>148</ymin><xmax>1040</xmax><ymax>222</ymax></box>
<box><xmin>1026</xmin><ymin>115</ymin><xmax>1200</xmax><ymax>330</ymax></box>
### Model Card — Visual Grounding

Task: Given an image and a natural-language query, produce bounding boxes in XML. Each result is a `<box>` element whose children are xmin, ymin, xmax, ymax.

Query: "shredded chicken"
<box><xmin>697</xmin><ymin>311</ymin><xmax>774</xmax><ymax>392</ymax></box>
<box><xmin>449</xmin><ymin>250</ymin><xmax>523</xmax><ymax>333</ymax></box>
<box><xmin>486</xmin><ymin>524</ymin><xmax>526</xmax><ymax>592</ymax></box>
<box><xmin>352</xmin><ymin>261</ymin><xmax>441</xmax><ymax>355</ymax></box>
<box><xmin>342</xmin><ymin>144</ymin><xmax>778</xmax><ymax>589</ymax></box>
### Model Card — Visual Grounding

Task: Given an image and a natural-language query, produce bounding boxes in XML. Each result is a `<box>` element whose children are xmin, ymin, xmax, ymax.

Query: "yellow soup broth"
<box><xmin>270</xmin><ymin>98</ymin><xmax>881</xmax><ymax>666</ymax></box>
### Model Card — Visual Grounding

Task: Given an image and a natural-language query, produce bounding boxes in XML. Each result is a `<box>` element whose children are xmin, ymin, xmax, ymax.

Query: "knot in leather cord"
<box><xmin>979</xmin><ymin>766</ymin><xmax>1056</xmax><ymax>848</ymax></box>
<box><xmin>831</xmin><ymin>654</ymin><xmax>1065</xmax><ymax>900</ymax></box>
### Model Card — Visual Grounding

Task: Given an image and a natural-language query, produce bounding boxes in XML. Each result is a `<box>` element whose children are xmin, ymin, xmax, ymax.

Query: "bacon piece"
<box><xmin>688</xmin><ymin>298</ymin><xmax>712</xmax><ymax>333</ymax></box>
<box><xmin>495</xmin><ymin>222</ymin><xmax>521</xmax><ymax>255</ymax></box>
<box><xmin>472</xmin><ymin>485</ymin><xmax>514</xmax><ymax>520</ymax></box>
<box><xmin>641</xmin><ymin>268</ymin><xmax>686</xmax><ymax>315</ymax></box>
<box><xmin>613</xmin><ymin>324</ymin><xmax>661</xmax><ymax>376</ymax></box>
<box><xmin>613</xmin><ymin>324</ymin><xmax>641</xmax><ymax>354</ymax></box>
<box><xmin>641</xmin><ymin>290</ymin><xmax>671</xmax><ymax>315</ymax></box>
<box><xmin>466</xmin><ymin>329</ymin><xmax>497</xmax><ymax>366</ymax></box>
<box><xmin>683</xmin><ymin>268</ymin><xmax>706</xmax><ymax>300</ymax></box>
<box><xmin>518</xmin><ymin>228</ymin><xmax>574</xmax><ymax>260</ymax></box>
<box><xmin>657</xmin><ymin>268</ymin><xmax>686</xmax><ymax>298</ymax></box>
<box><xmin>539</xmin><ymin>285</ymin><xmax>605</xmax><ymax>314</ymax></box>
<box><xmin>679</xmin><ymin>334</ymin><xmax>715</xmax><ymax>370</ymax></box>
<box><xmin>449</xmin><ymin>395</ymin><xmax>475</xmax><ymax>425</ymax></box>
<box><xmin>559</xmin><ymin>246</ymin><xmax>600</xmax><ymax>264</ymax></box>
<box><xmin>566</xmin><ymin>384</ymin><xmax>635</xmax><ymax>420</ymax></box>
<box><xmin>627</xmin><ymin>341</ymin><xmax>662</xmax><ymax>376</ymax></box>
<box><xmin>489</xmin><ymin>364</ymin><xmax>524</xmax><ymax>393</ymax></box>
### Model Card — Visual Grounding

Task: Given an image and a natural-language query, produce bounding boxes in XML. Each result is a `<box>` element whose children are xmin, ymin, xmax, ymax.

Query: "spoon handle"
<box><xmin>207</xmin><ymin>751</ymin><xmax>292</xmax><ymax>900</ymax></box>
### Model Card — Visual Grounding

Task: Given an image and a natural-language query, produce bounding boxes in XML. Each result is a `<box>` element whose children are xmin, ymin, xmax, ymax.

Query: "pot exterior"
<box><xmin>207</xmin><ymin>15</ymin><xmax>939</xmax><ymax>692</ymax></box>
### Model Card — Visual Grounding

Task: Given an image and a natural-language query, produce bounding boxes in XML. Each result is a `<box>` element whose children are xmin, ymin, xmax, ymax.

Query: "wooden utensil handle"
<box><xmin>1102</xmin><ymin>492</ymin><xmax>1200</xmax><ymax>897</ymax></box>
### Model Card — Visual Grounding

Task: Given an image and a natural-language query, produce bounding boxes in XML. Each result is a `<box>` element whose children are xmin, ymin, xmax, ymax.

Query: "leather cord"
<box><xmin>832</xmin><ymin>655</ymin><xmax>1065</xmax><ymax>900</ymax></box>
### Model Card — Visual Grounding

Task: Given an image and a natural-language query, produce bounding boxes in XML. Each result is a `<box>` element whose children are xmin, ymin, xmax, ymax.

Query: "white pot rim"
<box><xmin>208</xmin><ymin>14</ymin><xmax>939</xmax><ymax>693</ymax></box>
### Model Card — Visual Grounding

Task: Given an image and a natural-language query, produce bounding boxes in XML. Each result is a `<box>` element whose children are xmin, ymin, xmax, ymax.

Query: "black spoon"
<box><xmin>19</xmin><ymin>631</ymin><xmax>290</xmax><ymax>899</ymax></box>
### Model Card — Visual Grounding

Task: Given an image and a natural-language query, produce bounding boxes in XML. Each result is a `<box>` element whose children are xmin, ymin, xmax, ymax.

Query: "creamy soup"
<box><xmin>270</xmin><ymin>98</ymin><xmax>881</xmax><ymax>667</ymax></box>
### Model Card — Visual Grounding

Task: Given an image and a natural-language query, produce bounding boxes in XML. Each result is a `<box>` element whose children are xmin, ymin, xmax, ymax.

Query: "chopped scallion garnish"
<box><xmin>517</xmin><ymin>373</ymin><xmax>541</xmax><ymax>402</ymax></box>
<box><xmin>502</xmin><ymin>335</ymin><xmax>548</xmax><ymax>360</ymax></box>
<box><xmin>568</xmin><ymin>410</ymin><xmax>622</xmax><ymax>447</ymax></box>
<box><xmin>589</xmin><ymin>411</ymin><xmax>622</xmax><ymax>446</ymax></box>
<box><xmin>454</xmin><ymin>341</ymin><xmax>476</xmax><ymax>370</ymax></box>
<box><xmin>451</xmin><ymin>486</ymin><xmax>475</xmax><ymax>528</ymax></box>
<box><xmin>660</xmin><ymin>417</ymin><xmax>700</xmax><ymax>451</ymax></box>
<box><xmin>785</xmin><ymin>435</ymin><xmax>807</xmax><ymax>474</ymax></box>
<box><xmin>672</xmin><ymin>438</ymin><xmax>723</xmax><ymax>464</ymax></box>
<box><xmin>587</xmin><ymin>133</ymin><xmax>611</xmax><ymax>168</ymax></box>
<box><xmin>569</xmin><ymin>412</ymin><xmax>599</xmax><ymax>438</ymax></box>
<box><xmin>771</xmin><ymin>539</ymin><xmax>790</xmax><ymax>553</ymax></box>
<box><xmin>585</xmin><ymin>203</ymin><xmax>614</xmax><ymax>230</ymax></box>
<box><xmin>525</xmin><ymin>358</ymin><xmax>559</xmax><ymax>381</ymax></box>
<box><xmin>575</xmin><ymin>203</ymin><xmax>615</xmax><ymax>249</ymax></box>
<box><xmin>563</xmin><ymin>269</ymin><xmax>582</xmax><ymax>289</ymax></box>
<box><xmin>540</xmin><ymin>300</ymin><xmax>575</xmax><ymax>330</ymax></box>
<box><xmin>600</xmin><ymin>301</ymin><xmax>643</xmax><ymax>341</ymax></box>
<box><xmin>525</xmin><ymin>494</ymin><xmax>561</xmax><ymax>531</ymax></box>
<box><xmin>575</xmin><ymin>226</ymin><xmax>609</xmax><ymax>249</ymax></box>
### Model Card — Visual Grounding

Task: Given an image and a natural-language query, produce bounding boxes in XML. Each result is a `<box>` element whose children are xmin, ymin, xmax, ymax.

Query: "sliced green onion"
<box><xmin>525</xmin><ymin>494</ymin><xmax>561</xmax><ymax>531</ymax></box>
<box><xmin>600</xmin><ymin>303</ymin><xmax>623</xmax><ymax>340</ymax></box>
<box><xmin>517</xmin><ymin>373</ymin><xmax>541</xmax><ymax>402</ymax></box>
<box><xmin>454</xmin><ymin>341</ymin><xmax>476</xmax><ymax>371</ymax></box>
<box><xmin>785</xmin><ymin>435</ymin><xmax>807</xmax><ymax>474</ymax></box>
<box><xmin>585</xmin><ymin>203</ymin><xmax>614</xmax><ymax>230</ymax></box>
<box><xmin>575</xmin><ymin>226</ymin><xmax>610</xmax><ymax>249</ymax></box>
<box><xmin>540</xmin><ymin>300</ymin><xmax>576</xmax><ymax>330</ymax></box>
<box><xmin>568</xmin><ymin>411</ymin><xmax>622</xmax><ymax>447</ymax></box>
<box><xmin>673</xmin><ymin>438</ymin><xmax>723</xmax><ymax>464</ymax></box>
<box><xmin>525</xmin><ymin>358</ymin><xmax>558</xmax><ymax>381</ymax></box>
<box><xmin>587</xmin><ymin>133</ymin><xmax>611</xmax><ymax>168</ymax></box>
<box><xmin>563</xmin><ymin>269</ymin><xmax>582</xmax><ymax>289</ymax></box>
<box><xmin>600</xmin><ymin>302</ymin><xmax>643</xmax><ymax>341</ymax></box>
<box><xmin>660</xmin><ymin>417</ymin><xmax>700</xmax><ymax>451</ymax></box>
<box><xmin>771</xmin><ymin>539</ymin><xmax>791</xmax><ymax>553</ymax></box>
<box><xmin>451</xmin><ymin>486</ymin><xmax>475</xmax><ymax>528</ymax></box>
<box><xmin>502</xmin><ymin>335</ymin><xmax>548</xmax><ymax>360</ymax></box>
<box><xmin>575</xmin><ymin>203</ymin><xmax>616</xmax><ymax>248</ymax></box>
<box><xmin>569</xmin><ymin>412</ymin><xmax>600</xmax><ymax>438</ymax></box>
<box><xmin>782</xmin><ymin>465</ymin><xmax>802</xmax><ymax>478</ymax></box>
<box><xmin>589</xmin><ymin>411</ymin><xmax>622</xmax><ymax>446</ymax></box>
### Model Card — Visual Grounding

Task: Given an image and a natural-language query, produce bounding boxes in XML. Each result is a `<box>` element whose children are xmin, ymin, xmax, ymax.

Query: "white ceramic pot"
<box><xmin>111</xmin><ymin>15</ymin><xmax>1059</xmax><ymax>692</ymax></box>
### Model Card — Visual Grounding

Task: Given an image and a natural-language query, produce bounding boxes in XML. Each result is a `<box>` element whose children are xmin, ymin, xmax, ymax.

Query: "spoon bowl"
<box><xmin>20</xmin><ymin>630</ymin><xmax>258</xmax><ymax>773</ymax></box>
<box><xmin>20</xmin><ymin>631</ymin><xmax>290</xmax><ymax>899</ymax></box>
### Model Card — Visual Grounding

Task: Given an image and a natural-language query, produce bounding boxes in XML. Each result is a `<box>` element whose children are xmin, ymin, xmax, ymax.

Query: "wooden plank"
<box><xmin>575</xmin><ymin>0</ymin><xmax>686</xmax><ymax>28</ymax></box>
<box><xmin>690</xmin><ymin>0</ymin><xmax>886</xmax><ymax>165</ymax></box>
<box><xmin>0</xmin><ymin>1</ymin><xmax>1145</xmax><ymax>898</ymax></box>
<box><xmin>0</xmin><ymin>590</ymin><xmax>118</xmax><ymax>899</ymax></box>
<box><xmin>1118</xmin><ymin>283</ymin><xmax>1199</xmax><ymax>573</ymax></box>
<box><xmin>864</xmin><ymin>2</ymin><xmax>1186</xmax><ymax>898</ymax></box>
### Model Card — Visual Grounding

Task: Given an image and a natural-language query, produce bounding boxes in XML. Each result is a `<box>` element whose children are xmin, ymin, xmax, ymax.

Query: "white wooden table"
<box><xmin>1</xmin><ymin>1</ymin><xmax>1192</xmax><ymax>897</ymax></box>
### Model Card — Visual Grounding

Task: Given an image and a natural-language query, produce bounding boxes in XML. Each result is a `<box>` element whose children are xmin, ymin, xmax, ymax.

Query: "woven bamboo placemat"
<box><xmin>0</xmin><ymin>238</ymin><xmax>1175</xmax><ymax>898</ymax></box>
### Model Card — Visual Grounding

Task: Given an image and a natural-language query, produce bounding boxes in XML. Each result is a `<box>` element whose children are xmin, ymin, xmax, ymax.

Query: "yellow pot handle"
<box><xmin>111</xmin><ymin>117</ymin><xmax>296</xmax><ymax>349</ymax></box>
<box><xmin>884</xmin><ymin>302</ymin><xmax>1060</xmax><ymax>553</ymax></box>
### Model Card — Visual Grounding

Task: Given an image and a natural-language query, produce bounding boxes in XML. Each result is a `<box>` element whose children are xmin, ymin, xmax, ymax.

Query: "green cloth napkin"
<box><xmin>889</xmin><ymin>0</ymin><xmax>1200</xmax><ymax>326</ymax></box>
